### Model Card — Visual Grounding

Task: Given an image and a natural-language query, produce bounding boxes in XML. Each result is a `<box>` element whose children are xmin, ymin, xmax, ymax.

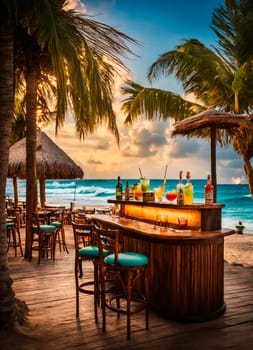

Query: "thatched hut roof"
<box><xmin>171</xmin><ymin>109</ymin><xmax>253</xmax><ymax>203</ymax></box>
<box><xmin>8</xmin><ymin>130</ymin><xmax>84</xmax><ymax>179</ymax></box>
<box><xmin>172</xmin><ymin>109</ymin><xmax>253</xmax><ymax>135</ymax></box>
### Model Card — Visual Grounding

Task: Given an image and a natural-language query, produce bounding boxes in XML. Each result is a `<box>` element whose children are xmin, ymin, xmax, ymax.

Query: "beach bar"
<box><xmin>91</xmin><ymin>199</ymin><xmax>234</xmax><ymax>322</ymax></box>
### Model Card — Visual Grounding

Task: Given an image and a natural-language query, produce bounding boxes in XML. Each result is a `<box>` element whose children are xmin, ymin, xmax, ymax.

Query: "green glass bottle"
<box><xmin>116</xmin><ymin>176</ymin><xmax>123</xmax><ymax>200</ymax></box>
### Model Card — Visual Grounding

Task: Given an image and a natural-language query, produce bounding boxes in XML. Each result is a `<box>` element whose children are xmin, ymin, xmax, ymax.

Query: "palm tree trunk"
<box><xmin>13</xmin><ymin>176</ymin><xmax>18</xmax><ymax>207</ymax></box>
<box><xmin>24</xmin><ymin>46</ymin><xmax>39</xmax><ymax>259</ymax></box>
<box><xmin>242</xmin><ymin>155</ymin><xmax>253</xmax><ymax>198</ymax></box>
<box><xmin>0</xmin><ymin>20</ymin><xmax>18</xmax><ymax>328</ymax></box>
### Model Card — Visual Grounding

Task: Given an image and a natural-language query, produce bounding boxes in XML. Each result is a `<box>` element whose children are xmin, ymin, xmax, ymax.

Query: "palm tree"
<box><xmin>0</xmin><ymin>0</ymin><xmax>138</xmax><ymax>329</ymax></box>
<box><xmin>121</xmin><ymin>0</ymin><xmax>253</xmax><ymax>196</ymax></box>
<box><xmin>13</xmin><ymin>0</ymin><xmax>138</xmax><ymax>260</ymax></box>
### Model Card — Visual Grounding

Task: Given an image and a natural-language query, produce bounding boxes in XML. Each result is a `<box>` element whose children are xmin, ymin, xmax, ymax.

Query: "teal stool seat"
<box><xmin>6</xmin><ymin>222</ymin><xmax>14</xmax><ymax>228</ymax></box>
<box><xmin>51</xmin><ymin>221</ymin><xmax>61</xmax><ymax>228</ymax></box>
<box><xmin>37</xmin><ymin>224</ymin><xmax>57</xmax><ymax>231</ymax></box>
<box><xmin>79</xmin><ymin>246</ymin><xmax>110</xmax><ymax>258</ymax></box>
<box><xmin>105</xmin><ymin>252</ymin><xmax>148</xmax><ymax>267</ymax></box>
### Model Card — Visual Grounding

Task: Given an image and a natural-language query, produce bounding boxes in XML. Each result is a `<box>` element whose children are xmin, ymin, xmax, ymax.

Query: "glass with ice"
<box><xmin>154</xmin><ymin>185</ymin><xmax>164</xmax><ymax>202</ymax></box>
<box><xmin>140</xmin><ymin>178</ymin><xmax>150</xmax><ymax>193</ymax></box>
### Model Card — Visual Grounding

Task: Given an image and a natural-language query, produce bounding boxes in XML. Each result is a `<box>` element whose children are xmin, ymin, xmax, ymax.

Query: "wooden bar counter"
<box><xmin>91</xmin><ymin>199</ymin><xmax>234</xmax><ymax>322</ymax></box>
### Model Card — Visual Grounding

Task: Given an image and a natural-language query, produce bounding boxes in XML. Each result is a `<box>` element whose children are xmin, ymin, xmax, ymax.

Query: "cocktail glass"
<box><xmin>165</xmin><ymin>190</ymin><xmax>177</xmax><ymax>203</ymax></box>
<box><xmin>154</xmin><ymin>185</ymin><xmax>164</xmax><ymax>202</ymax></box>
<box><xmin>134</xmin><ymin>184</ymin><xmax>143</xmax><ymax>200</ymax></box>
<box><xmin>140</xmin><ymin>178</ymin><xmax>150</xmax><ymax>193</ymax></box>
<box><xmin>184</xmin><ymin>183</ymin><xmax>193</xmax><ymax>204</ymax></box>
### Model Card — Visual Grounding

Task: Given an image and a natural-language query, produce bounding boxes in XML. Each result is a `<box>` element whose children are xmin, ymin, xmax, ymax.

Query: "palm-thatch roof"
<box><xmin>8</xmin><ymin>130</ymin><xmax>84</xmax><ymax>179</ymax></box>
<box><xmin>171</xmin><ymin>109</ymin><xmax>253</xmax><ymax>203</ymax></box>
<box><xmin>8</xmin><ymin>130</ymin><xmax>84</xmax><ymax>207</ymax></box>
<box><xmin>172</xmin><ymin>109</ymin><xmax>253</xmax><ymax>135</ymax></box>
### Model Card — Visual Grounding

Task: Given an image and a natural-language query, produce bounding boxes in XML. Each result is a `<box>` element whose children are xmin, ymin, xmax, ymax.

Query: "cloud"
<box><xmin>121</xmin><ymin>120</ymin><xmax>169</xmax><ymax>158</ymax></box>
<box><xmin>64</xmin><ymin>0</ymin><xmax>87</xmax><ymax>12</ymax></box>
<box><xmin>169</xmin><ymin>136</ymin><xmax>209</xmax><ymax>158</ymax></box>
<box><xmin>232</xmin><ymin>176</ymin><xmax>246</xmax><ymax>184</ymax></box>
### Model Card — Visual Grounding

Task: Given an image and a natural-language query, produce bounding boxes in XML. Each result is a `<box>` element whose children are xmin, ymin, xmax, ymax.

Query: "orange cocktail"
<box><xmin>134</xmin><ymin>184</ymin><xmax>143</xmax><ymax>200</ymax></box>
<box><xmin>153</xmin><ymin>185</ymin><xmax>164</xmax><ymax>202</ymax></box>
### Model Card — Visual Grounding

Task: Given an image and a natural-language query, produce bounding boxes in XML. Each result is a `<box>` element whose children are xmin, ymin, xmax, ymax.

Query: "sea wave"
<box><xmin>49</xmin><ymin>180</ymin><xmax>76</xmax><ymax>188</ymax></box>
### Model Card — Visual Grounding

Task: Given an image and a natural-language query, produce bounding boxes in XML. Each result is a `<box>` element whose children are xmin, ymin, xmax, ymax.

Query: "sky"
<box><xmin>44</xmin><ymin>0</ymin><xmax>247</xmax><ymax>184</ymax></box>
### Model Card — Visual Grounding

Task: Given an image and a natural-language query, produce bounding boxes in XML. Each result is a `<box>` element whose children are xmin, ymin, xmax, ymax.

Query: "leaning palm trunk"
<box><xmin>242</xmin><ymin>156</ymin><xmax>253</xmax><ymax>199</ymax></box>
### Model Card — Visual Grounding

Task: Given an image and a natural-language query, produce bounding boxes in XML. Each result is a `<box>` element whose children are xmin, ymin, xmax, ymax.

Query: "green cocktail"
<box><xmin>140</xmin><ymin>178</ymin><xmax>150</xmax><ymax>192</ymax></box>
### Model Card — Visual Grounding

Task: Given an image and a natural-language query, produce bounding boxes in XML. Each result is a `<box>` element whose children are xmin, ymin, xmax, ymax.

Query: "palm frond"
<box><xmin>121</xmin><ymin>80</ymin><xmax>204</xmax><ymax>125</ymax></box>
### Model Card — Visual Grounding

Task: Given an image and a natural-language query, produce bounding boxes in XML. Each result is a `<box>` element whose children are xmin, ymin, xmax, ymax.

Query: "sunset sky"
<box><xmin>44</xmin><ymin>0</ymin><xmax>246</xmax><ymax>183</ymax></box>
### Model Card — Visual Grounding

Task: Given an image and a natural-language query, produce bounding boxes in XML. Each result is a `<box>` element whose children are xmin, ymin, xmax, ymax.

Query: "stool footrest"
<box><xmin>79</xmin><ymin>281</ymin><xmax>96</xmax><ymax>295</ymax></box>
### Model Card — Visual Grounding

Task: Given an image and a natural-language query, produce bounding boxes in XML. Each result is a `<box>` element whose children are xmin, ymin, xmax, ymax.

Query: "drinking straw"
<box><xmin>139</xmin><ymin>168</ymin><xmax>143</xmax><ymax>178</ymax></box>
<box><xmin>163</xmin><ymin>165</ymin><xmax>168</xmax><ymax>185</ymax></box>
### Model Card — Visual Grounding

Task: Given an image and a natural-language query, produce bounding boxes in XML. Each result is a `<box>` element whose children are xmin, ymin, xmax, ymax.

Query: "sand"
<box><xmin>224</xmin><ymin>232</ymin><xmax>253</xmax><ymax>267</ymax></box>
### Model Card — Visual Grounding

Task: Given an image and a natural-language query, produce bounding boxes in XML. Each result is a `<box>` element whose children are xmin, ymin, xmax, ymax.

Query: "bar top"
<box><xmin>90</xmin><ymin>214</ymin><xmax>235</xmax><ymax>241</ymax></box>
<box><xmin>108</xmin><ymin>199</ymin><xmax>225</xmax><ymax>209</ymax></box>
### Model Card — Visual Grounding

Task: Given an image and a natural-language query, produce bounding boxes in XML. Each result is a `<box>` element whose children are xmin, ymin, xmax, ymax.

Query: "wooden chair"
<box><xmin>73</xmin><ymin>212</ymin><xmax>87</xmax><ymax>224</ymax></box>
<box><xmin>72</xmin><ymin>221</ymin><xmax>101</xmax><ymax>322</ymax></box>
<box><xmin>95</xmin><ymin>225</ymin><xmax>149</xmax><ymax>340</ymax></box>
<box><xmin>31</xmin><ymin>212</ymin><xmax>57</xmax><ymax>264</ymax></box>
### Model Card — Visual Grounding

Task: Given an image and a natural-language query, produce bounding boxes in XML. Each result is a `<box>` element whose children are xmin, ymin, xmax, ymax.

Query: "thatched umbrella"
<box><xmin>172</xmin><ymin>109</ymin><xmax>253</xmax><ymax>202</ymax></box>
<box><xmin>8</xmin><ymin>129</ymin><xmax>84</xmax><ymax>207</ymax></box>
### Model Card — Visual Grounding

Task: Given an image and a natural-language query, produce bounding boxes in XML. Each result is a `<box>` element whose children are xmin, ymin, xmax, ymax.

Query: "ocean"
<box><xmin>5</xmin><ymin>178</ymin><xmax>253</xmax><ymax>233</ymax></box>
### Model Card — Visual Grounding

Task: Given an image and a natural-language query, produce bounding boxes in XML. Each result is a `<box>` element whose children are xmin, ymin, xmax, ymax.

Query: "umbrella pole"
<box><xmin>210</xmin><ymin>126</ymin><xmax>217</xmax><ymax>203</ymax></box>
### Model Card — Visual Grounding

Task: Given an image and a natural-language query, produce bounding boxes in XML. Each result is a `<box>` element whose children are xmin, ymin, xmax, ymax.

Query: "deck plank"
<box><xmin>2</xmin><ymin>225</ymin><xmax>253</xmax><ymax>349</ymax></box>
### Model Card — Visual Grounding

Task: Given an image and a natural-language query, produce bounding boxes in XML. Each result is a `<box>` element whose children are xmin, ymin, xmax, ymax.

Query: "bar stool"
<box><xmin>72</xmin><ymin>221</ymin><xmax>100</xmax><ymax>322</ymax></box>
<box><xmin>51</xmin><ymin>209</ymin><xmax>69</xmax><ymax>253</ymax></box>
<box><xmin>95</xmin><ymin>225</ymin><xmax>149</xmax><ymax>340</ymax></box>
<box><xmin>31</xmin><ymin>212</ymin><xmax>57</xmax><ymax>264</ymax></box>
<box><xmin>6</xmin><ymin>213</ymin><xmax>23</xmax><ymax>257</ymax></box>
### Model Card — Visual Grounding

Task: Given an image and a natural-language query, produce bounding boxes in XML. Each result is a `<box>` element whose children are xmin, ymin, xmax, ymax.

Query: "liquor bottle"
<box><xmin>176</xmin><ymin>170</ymin><xmax>184</xmax><ymax>205</ymax></box>
<box><xmin>115</xmin><ymin>176</ymin><xmax>123</xmax><ymax>200</ymax></box>
<box><xmin>125</xmin><ymin>180</ymin><xmax>130</xmax><ymax>200</ymax></box>
<box><xmin>204</xmin><ymin>175</ymin><xmax>214</xmax><ymax>205</ymax></box>
<box><xmin>184</xmin><ymin>171</ymin><xmax>193</xmax><ymax>204</ymax></box>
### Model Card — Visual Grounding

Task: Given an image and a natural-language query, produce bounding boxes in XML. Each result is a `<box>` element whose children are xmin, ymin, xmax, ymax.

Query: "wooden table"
<box><xmin>90</xmin><ymin>214</ymin><xmax>234</xmax><ymax>322</ymax></box>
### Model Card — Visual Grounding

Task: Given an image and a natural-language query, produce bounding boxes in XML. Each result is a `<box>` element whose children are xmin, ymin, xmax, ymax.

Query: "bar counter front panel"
<box><xmin>91</xmin><ymin>208</ymin><xmax>234</xmax><ymax>322</ymax></box>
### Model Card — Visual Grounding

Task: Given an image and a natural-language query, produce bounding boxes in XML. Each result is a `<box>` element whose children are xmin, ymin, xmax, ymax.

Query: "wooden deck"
<box><xmin>2</xmin><ymin>225</ymin><xmax>253</xmax><ymax>349</ymax></box>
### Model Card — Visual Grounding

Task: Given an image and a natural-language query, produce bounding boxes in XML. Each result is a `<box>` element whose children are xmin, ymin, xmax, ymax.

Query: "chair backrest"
<box><xmin>73</xmin><ymin>213</ymin><xmax>87</xmax><ymax>224</ymax></box>
<box><xmin>50</xmin><ymin>209</ymin><xmax>65</xmax><ymax>223</ymax></box>
<box><xmin>6</xmin><ymin>208</ymin><xmax>20</xmax><ymax>230</ymax></box>
<box><xmin>72</xmin><ymin>222</ymin><xmax>95</xmax><ymax>253</ymax></box>
<box><xmin>94</xmin><ymin>225</ymin><xmax>120</xmax><ymax>269</ymax></box>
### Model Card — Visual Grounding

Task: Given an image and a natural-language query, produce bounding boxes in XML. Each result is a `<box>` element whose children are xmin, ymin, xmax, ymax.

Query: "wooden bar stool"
<box><xmin>95</xmin><ymin>225</ymin><xmax>149</xmax><ymax>340</ymax></box>
<box><xmin>72</xmin><ymin>221</ymin><xmax>100</xmax><ymax>322</ymax></box>
<box><xmin>31</xmin><ymin>212</ymin><xmax>57</xmax><ymax>264</ymax></box>
<box><xmin>51</xmin><ymin>209</ymin><xmax>69</xmax><ymax>253</ymax></box>
<box><xmin>6</xmin><ymin>213</ymin><xmax>23</xmax><ymax>257</ymax></box>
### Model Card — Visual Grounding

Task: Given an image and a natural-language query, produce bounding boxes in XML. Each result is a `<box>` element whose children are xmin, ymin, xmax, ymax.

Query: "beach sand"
<box><xmin>224</xmin><ymin>232</ymin><xmax>253</xmax><ymax>267</ymax></box>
